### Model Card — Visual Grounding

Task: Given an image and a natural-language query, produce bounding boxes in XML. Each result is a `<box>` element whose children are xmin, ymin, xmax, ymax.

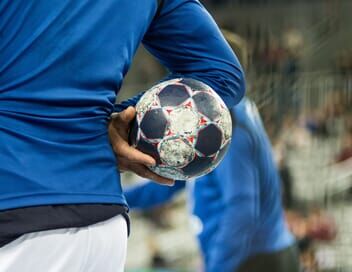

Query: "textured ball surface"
<box><xmin>129</xmin><ymin>78</ymin><xmax>232</xmax><ymax>180</ymax></box>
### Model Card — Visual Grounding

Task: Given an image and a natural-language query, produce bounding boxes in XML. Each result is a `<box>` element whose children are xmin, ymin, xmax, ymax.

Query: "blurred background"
<box><xmin>120</xmin><ymin>0</ymin><xmax>352</xmax><ymax>271</ymax></box>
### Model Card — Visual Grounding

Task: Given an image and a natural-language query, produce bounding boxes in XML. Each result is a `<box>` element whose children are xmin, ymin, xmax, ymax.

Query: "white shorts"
<box><xmin>0</xmin><ymin>215</ymin><xmax>127</xmax><ymax>272</ymax></box>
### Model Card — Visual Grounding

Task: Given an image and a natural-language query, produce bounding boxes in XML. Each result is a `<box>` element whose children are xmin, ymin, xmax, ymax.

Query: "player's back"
<box><xmin>1</xmin><ymin>0</ymin><xmax>246</xmax><ymax>214</ymax></box>
<box><xmin>233</xmin><ymin>99</ymin><xmax>293</xmax><ymax>253</ymax></box>
<box><xmin>0</xmin><ymin>0</ymin><xmax>158</xmax><ymax>210</ymax></box>
<box><xmin>1</xmin><ymin>0</ymin><xmax>154</xmax><ymax>126</ymax></box>
<box><xmin>191</xmin><ymin>98</ymin><xmax>293</xmax><ymax>268</ymax></box>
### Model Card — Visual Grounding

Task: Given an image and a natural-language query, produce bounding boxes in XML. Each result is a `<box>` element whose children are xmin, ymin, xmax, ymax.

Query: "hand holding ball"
<box><xmin>129</xmin><ymin>78</ymin><xmax>232</xmax><ymax>180</ymax></box>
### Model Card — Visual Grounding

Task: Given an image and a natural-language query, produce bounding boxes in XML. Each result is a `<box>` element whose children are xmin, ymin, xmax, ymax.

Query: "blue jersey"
<box><xmin>0</xmin><ymin>0</ymin><xmax>244</xmax><ymax>211</ymax></box>
<box><xmin>125</xmin><ymin>99</ymin><xmax>294</xmax><ymax>272</ymax></box>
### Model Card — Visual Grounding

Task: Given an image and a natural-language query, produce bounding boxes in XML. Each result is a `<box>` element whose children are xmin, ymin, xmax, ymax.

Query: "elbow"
<box><xmin>224</xmin><ymin>65</ymin><xmax>246</xmax><ymax>108</ymax></box>
<box><xmin>208</xmin><ymin>64</ymin><xmax>246</xmax><ymax>109</ymax></box>
<box><xmin>167</xmin><ymin>64</ymin><xmax>246</xmax><ymax>109</ymax></box>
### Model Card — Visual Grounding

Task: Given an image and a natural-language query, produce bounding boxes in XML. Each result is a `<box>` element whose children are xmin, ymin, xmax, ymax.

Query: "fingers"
<box><xmin>114</xmin><ymin>107</ymin><xmax>136</xmax><ymax>127</ymax></box>
<box><xmin>109</xmin><ymin>119</ymin><xmax>155</xmax><ymax>167</ymax></box>
<box><xmin>119</xmin><ymin>160</ymin><xmax>174</xmax><ymax>186</ymax></box>
<box><xmin>141</xmin><ymin>167</ymin><xmax>175</xmax><ymax>186</ymax></box>
<box><xmin>117</xmin><ymin>141</ymin><xmax>156</xmax><ymax>166</ymax></box>
<box><xmin>110</xmin><ymin>107</ymin><xmax>136</xmax><ymax>141</ymax></box>
<box><xmin>109</xmin><ymin>107</ymin><xmax>174</xmax><ymax>185</ymax></box>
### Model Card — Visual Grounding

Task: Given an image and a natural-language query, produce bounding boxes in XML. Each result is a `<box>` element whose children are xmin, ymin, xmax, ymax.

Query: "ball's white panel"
<box><xmin>207</xmin><ymin>86</ymin><xmax>227</xmax><ymax>108</ymax></box>
<box><xmin>136</xmin><ymin>89</ymin><xmax>159</xmax><ymax>119</ymax></box>
<box><xmin>156</xmin><ymin>78</ymin><xmax>182</xmax><ymax>90</ymax></box>
<box><xmin>168</xmin><ymin>106</ymin><xmax>200</xmax><ymax>136</ymax></box>
<box><xmin>159</xmin><ymin>138</ymin><xmax>195</xmax><ymax>167</ymax></box>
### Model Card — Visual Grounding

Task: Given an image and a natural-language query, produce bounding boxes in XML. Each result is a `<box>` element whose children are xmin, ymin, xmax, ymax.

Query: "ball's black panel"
<box><xmin>140</xmin><ymin>108</ymin><xmax>167</xmax><ymax>139</ymax></box>
<box><xmin>136</xmin><ymin>137</ymin><xmax>162</xmax><ymax>165</ymax></box>
<box><xmin>193</xmin><ymin>92</ymin><xmax>220</xmax><ymax>120</ymax></box>
<box><xmin>158</xmin><ymin>84</ymin><xmax>190</xmax><ymax>107</ymax></box>
<box><xmin>128</xmin><ymin>118</ymin><xmax>139</xmax><ymax>146</ymax></box>
<box><xmin>195</xmin><ymin>124</ymin><xmax>222</xmax><ymax>156</ymax></box>
<box><xmin>182</xmin><ymin>156</ymin><xmax>213</xmax><ymax>176</ymax></box>
<box><xmin>181</xmin><ymin>78</ymin><xmax>209</xmax><ymax>91</ymax></box>
<box><xmin>213</xmin><ymin>142</ymin><xmax>230</xmax><ymax>166</ymax></box>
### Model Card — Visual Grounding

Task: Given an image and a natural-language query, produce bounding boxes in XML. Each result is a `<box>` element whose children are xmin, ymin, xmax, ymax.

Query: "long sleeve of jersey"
<box><xmin>124</xmin><ymin>181</ymin><xmax>186</xmax><ymax>209</ymax></box>
<box><xmin>206</xmin><ymin>125</ymin><xmax>259</xmax><ymax>272</ymax></box>
<box><xmin>115</xmin><ymin>0</ymin><xmax>245</xmax><ymax>112</ymax></box>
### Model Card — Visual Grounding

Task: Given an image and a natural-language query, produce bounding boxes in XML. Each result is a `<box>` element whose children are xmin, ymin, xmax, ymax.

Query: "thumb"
<box><xmin>119</xmin><ymin>107</ymin><xmax>136</xmax><ymax>124</ymax></box>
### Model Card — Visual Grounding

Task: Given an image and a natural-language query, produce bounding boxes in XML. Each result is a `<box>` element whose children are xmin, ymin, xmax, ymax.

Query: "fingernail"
<box><xmin>148</xmin><ymin>160</ymin><xmax>156</xmax><ymax>167</ymax></box>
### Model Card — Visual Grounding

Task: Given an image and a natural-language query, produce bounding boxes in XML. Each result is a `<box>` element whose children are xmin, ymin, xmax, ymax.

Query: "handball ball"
<box><xmin>129</xmin><ymin>78</ymin><xmax>232</xmax><ymax>180</ymax></box>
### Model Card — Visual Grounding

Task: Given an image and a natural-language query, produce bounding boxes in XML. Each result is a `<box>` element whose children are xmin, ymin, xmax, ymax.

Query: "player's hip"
<box><xmin>0</xmin><ymin>215</ymin><xmax>128</xmax><ymax>272</ymax></box>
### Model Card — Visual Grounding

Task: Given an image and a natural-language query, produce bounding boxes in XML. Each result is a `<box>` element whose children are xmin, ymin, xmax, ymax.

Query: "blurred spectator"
<box><xmin>336</xmin><ymin>49</ymin><xmax>352</xmax><ymax>75</ymax></box>
<box><xmin>335</xmin><ymin>124</ymin><xmax>352</xmax><ymax>163</ymax></box>
<box><xmin>279</xmin><ymin>156</ymin><xmax>295</xmax><ymax>209</ymax></box>
<box><xmin>305</xmin><ymin>109</ymin><xmax>330</xmax><ymax>138</ymax></box>
<box><xmin>286</xmin><ymin>209</ymin><xmax>337</xmax><ymax>272</ymax></box>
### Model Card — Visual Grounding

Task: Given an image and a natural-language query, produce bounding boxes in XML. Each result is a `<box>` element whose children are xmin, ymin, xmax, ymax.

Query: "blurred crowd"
<box><xmin>336</xmin><ymin>49</ymin><xmax>352</xmax><ymax>75</ymax></box>
<box><xmin>125</xmin><ymin>82</ymin><xmax>351</xmax><ymax>272</ymax></box>
<box><xmin>122</xmin><ymin>1</ymin><xmax>352</xmax><ymax>271</ymax></box>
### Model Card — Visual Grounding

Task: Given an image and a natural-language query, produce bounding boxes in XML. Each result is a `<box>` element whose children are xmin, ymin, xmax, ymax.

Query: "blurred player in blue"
<box><xmin>0</xmin><ymin>0</ymin><xmax>244</xmax><ymax>271</ymax></box>
<box><xmin>125</xmin><ymin>98</ymin><xmax>300</xmax><ymax>272</ymax></box>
